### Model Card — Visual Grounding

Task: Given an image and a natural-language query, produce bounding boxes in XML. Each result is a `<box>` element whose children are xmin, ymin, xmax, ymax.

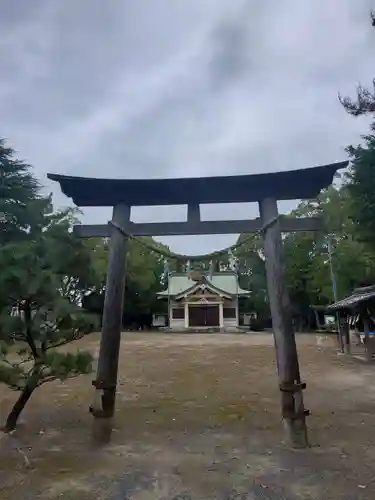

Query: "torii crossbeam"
<box><xmin>48</xmin><ymin>160</ymin><xmax>348</xmax><ymax>448</ymax></box>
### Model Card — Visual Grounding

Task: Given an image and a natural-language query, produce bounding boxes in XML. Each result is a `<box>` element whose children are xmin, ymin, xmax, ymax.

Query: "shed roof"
<box><xmin>47</xmin><ymin>161</ymin><xmax>347</xmax><ymax>207</ymax></box>
<box><xmin>328</xmin><ymin>285</ymin><xmax>375</xmax><ymax>311</ymax></box>
<box><xmin>157</xmin><ymin>272</ymin><xmax>250</xmax><ymax>297</ymax></box>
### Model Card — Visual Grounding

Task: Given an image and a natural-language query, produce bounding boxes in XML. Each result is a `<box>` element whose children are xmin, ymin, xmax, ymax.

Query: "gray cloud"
<box><xmin>1</xmin><ymin>0</ymin><xmax>374</xmax><ymax>254</ymax></box>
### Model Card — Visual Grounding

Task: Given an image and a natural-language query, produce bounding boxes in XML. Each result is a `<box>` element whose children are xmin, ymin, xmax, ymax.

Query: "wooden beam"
<box><xmin>74</xmin><ymin>216</ymin><xmax>323</xmax><ymax>238</ymax></box>
<box><xmin>259</xmin><ymin>197</ymin><xmax>309</xmax><ymax>448</ymax></box>
<box><xmin>90</xmin><ymin>203</ymin><xmax>130</xmax><ymax>444</ymax></box>
<box><xmin>47</xmin><ymin>161</ymin><xmax>348</xmax><ymax>207</ymax></box>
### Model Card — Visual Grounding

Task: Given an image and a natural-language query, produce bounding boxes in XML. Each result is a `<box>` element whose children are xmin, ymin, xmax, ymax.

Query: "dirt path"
<box><xmin>1</xmin><ymin>333</ymin><xmax>375</xmax><ymax>499</ymax></box>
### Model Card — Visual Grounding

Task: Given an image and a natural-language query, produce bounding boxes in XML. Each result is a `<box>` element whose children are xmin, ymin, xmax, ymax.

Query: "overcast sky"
<box><xmin>1</xmin><ymin>0</ymin><xmax>374</xmax><ymax>254</ymax></box>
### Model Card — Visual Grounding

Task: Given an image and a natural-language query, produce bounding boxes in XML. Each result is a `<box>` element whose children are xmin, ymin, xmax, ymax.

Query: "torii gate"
<box><xmin>48</xmin><ymin>160</ymin><xmax>347</xmax><ymax>448</ymax></box>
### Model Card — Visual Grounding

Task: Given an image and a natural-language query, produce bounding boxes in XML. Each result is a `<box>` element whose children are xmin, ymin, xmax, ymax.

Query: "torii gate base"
<box><xmin>48</xmin><ymin>161</ymin><xmax>347</xmax><ymax>448</ymax></box>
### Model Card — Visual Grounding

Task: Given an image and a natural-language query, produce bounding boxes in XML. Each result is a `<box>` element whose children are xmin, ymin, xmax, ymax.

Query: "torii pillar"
<box><xmin>259</xmin><ymin>198</ymin><xmax>308</xmax><ymax>447</ymax></box>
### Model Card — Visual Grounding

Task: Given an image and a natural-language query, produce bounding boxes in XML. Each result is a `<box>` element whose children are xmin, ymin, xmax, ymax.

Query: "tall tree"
<box><xmin>339</xmin><ymin>12</ymin><xmax>375</xmax><ymax>250</ymax></box>
<box><xmin>124</xmin><ymin>237</ymin><xmax>168</xmax><ymax>321</ymax></box>
<box><xmin>339</xmin><ymin>11</ymin><xmax>375</xmax><ymax>116</ymax></box>
<box><xmin>283</xmin><ymin>186</ymin><xmax>375</xmax><ymax>311</ymax></box>
<box><xmin>0</xmin><ymin>139</ymin><xmax>41</xmax><ymax>244</ymax></box>
<box><xmin>235</xmin><ymin>185</ymin><xmax>375</xmax><ymax>328</ymax></box>
<box><xmin>234</xmin><ymin>233</ymin><xmax>269</xmax><ymax>318</ymax></box>
<box><xmin>0</xmin><ymin>169</ymin><xmax>100</xmax><ymax>432</ymax></box>
<box><xmin>345</xmin><ymin>130</ymin><xmax>375</xmax><ymax>249</ymax></box>
<box><xmin>82</xmin><ymin>236</ymin><xmax>170</xmax><ymax>327</ymax></box>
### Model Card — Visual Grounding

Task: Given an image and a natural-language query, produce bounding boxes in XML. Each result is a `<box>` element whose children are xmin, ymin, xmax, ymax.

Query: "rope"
<box><xmin>109</xmin><ymin>214</ymin><xmax>280</xmax><ymax>262</ymax></box>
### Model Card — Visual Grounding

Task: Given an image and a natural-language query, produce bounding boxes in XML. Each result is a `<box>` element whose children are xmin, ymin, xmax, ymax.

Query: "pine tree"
<box><xmin>0</xmin><ymin>152</ymin><xmax>100</xmax><ymax>432</ymax></box>
<box><xmin>346</xmin><ymin>133</ymin><xmax>375</xmax><ymax>249</ymax></box>
<box><xmin>339</xmin><ymin>12</ymin><xmax>375</xmax><ymax>250</ymax></box>
<box><xmin>0</xmin><ymin>139</ymin><xmax>41</xmax><ymax>244</ymax></box>
<box><xmin>338</xmin><ymin>12</ymin><xmax>375</xmax><ymax>116</ymax></box>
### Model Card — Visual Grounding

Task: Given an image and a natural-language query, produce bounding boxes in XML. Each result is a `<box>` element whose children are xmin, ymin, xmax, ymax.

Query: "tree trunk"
<box><xmin>3</xmin><ymin>380</ymin><xmax>37</xmax><ymax>432</ymax></box>
<box><xmin>313</xmin><ymin>309</ymin><xmax>320</xmax><ymax>330</ymax></box>
<box><xmin>23</xmin><ymin>299</ymin><xmax>39</xmax><ymax>359</ymax></box>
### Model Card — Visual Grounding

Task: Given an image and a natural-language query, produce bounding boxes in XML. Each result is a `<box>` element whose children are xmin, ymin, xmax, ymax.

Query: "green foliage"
<box><xmin>346</xmin><ymin>132</ymin><xmax>375</xmax><ymax>249</ymax></box>
<box><xmin>0</xmin><ymin>348</ymin><xmax>93</xmax><ymax>391</ymax></box>
<box><xmin>84</xmin><ymin>236</ymin><xmax>170</xmax><ymax>321</ymax></box>
<box><xmin>339</xmin><ymin>81</ymin><xmax>375</xmax><ymax>117</ymax></box>
<box><xmin>0</xmin><ymin>217</ymin><xmax>98</xmax><ymax>390</ymax></box>
<box><xmin>282</xmin><ymin>186</ymin><xmax>375</xmax><ymax>314</ymax></box>
<box><xmin>0</xmin><ymin>145</ymin><xmax>100</xmax><ymax>428</ymax></box>
<box><xmin>125</xmin><ymin>237</ymin><xmax>167</xmax><ymax>316</ymax></box>
<box><xmin>233</xmin><ymin>182</ymin><xmax>375</xmax><ymax>325</ymax></box>
<box><xmin>338</xmin><ymin>15</ymin><xmax>375</xmax><ymax>117</ymax></box>
<box><xmin>0</xmin><ymin>139</ymin><xmax>41</xmax><ymax>244</ymax></box>
<box><xmin>0</xmin><ymin>363</ymin><xmax>25</xmax><ymax>390</ymax></box>
<box><xmin>338</xmin><ymin>15</ymin><xmax>375</xmax><ymax>253</ymax></box>
<box><xmin>234</xmin><ymin>233</ymin><xmax>269</xmax><ymax>317</ymax></box>
<box><xmin>40</xmin><ymin>350</ymin><xmax>93</xmax><ymax>384</ymax></box>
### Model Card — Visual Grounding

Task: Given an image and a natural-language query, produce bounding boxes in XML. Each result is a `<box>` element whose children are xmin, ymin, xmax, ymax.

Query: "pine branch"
<box><xmin>18</xmin><ymin>357</ymin><xmax>33</xmax><ymax>365</ymax></box>
<box><xmin>37</xmin><ymin>376</ymin><xmax>56</xmax><ymax>386</ymax></box>
<box><xmin>44</xmin><ymin>340</ymin><xmax>69</xmax><ymax>351</ymax></box>
<box><xmin>0</xmin><ymin>358</ymin><xmax>20</xmax><ymax>370</ymax></box>
<box><xmin>44</xmin><ymin>335</ymin><xmax>80</xmax><ymax>351</ymax></box>
<box><xmin>339</xmin><ymin>81</ymin><xmax>375</xmax><ymax>117</ymax></box>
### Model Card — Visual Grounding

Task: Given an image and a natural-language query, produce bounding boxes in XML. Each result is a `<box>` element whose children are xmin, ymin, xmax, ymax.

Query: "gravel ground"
<box><xmin>1</xmin><ymin>332</ymin><xmax>375</xmax><ymax>499</ymax></box>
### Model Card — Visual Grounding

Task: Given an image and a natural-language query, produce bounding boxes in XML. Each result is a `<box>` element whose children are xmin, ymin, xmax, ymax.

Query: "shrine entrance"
<box><xmin>48</xmin><ymin>160</ymin><xmax>347</xmax><ymax>448</ymax></box>
<box><xmin>189</xmin><ymin>304</ymin><xmax>220</xmax><ymax>328</ymax></box>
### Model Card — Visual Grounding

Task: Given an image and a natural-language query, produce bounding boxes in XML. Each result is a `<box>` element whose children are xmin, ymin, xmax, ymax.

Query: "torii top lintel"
<box><xmin>47</xmin><ymin>161</ymin><xmax>348</xmax><ymax>207</ymax></box>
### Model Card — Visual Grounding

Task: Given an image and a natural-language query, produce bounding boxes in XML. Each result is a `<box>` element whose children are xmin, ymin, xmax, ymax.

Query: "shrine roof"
<box><xmin>47</xmin><ymin>161</ymin><xmax>347</xmax><ymax>207</ymax></box>
<box><xmin>157</xmin><ymin>272</ymin><xmax>250</xmax><ymax>297</ymax></box>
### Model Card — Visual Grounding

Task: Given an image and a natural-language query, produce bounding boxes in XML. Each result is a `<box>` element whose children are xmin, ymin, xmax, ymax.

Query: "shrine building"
<box><xmin>157</xmin><ymin>270</ymin><xmax>250</xmax><ymax>331</ymax></box>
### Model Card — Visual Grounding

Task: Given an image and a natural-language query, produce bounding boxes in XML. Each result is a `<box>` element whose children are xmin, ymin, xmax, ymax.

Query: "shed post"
<box><xmin>342</xmin><ymin>315</ymin><xmax>351</xmax><ymax>355</ymax></box>
<box><xmin>259</xmin><ymin>197</ymin><xmax>309</xmax><ymax>448</ymax></box>
<box><xmin>90</xmin><ymin>204</ymin><xmax>130</xmax><ymax>444</ymax></box>
<box><xmin>363</xmin><ymin>311</ymin><xmax>375</xmax><ymax>362</ymax></box>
